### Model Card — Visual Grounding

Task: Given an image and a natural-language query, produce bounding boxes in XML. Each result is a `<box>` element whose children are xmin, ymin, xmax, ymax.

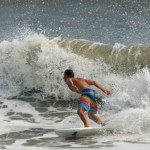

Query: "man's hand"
<box><xmin>103</xmin><ymin>90</ymin><xmax>111</xmax><ymax>95</ymax></box>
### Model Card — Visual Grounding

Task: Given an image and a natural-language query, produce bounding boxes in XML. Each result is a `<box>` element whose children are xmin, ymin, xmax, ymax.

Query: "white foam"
<box><xmin>0</xmin><ymin>98</ymin><xmax>52</xmax><ymax>134</ymax></box>
<box><xmin>0</xmin><ymin>34</ymin><xmax>149</xmax><ymax>141</ymax></box>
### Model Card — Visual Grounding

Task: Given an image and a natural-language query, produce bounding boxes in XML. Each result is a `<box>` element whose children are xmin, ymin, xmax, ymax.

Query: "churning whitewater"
<box><xmin>0</xmin><ymin>0</ymin><xmax>150</xmax><ymax>149</ymax></box>
<box><xmin>0</xmin><ymin>34</ymin><xmax>149</xmax><ymax>150</ymax></box>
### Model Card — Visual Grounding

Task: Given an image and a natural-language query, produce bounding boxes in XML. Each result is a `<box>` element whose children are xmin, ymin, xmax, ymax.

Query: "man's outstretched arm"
<box><xmin>85</xmin><ymin>79</ymin><xmax>111</xmax><ymax>95</ymax></box>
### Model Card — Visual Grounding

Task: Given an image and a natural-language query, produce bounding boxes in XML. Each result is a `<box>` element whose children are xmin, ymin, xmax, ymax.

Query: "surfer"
<box><xmin>64</xmin><ymin>69</ymin><xmax>111</xmax><ymax>127</ymax></box>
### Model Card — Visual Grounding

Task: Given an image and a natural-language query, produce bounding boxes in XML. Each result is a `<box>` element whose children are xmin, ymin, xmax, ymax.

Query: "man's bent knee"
<box><xmin>88</xmin><ymin>112</ymin><xmax>93</xmax><ymax>119</ymax></box>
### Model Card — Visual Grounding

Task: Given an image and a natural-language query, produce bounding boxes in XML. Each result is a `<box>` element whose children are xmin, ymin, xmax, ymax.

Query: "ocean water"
<box><xmin>0</xmin><ymin>0</ymin><xmax>150</xmax><ymax>150</ymax></box>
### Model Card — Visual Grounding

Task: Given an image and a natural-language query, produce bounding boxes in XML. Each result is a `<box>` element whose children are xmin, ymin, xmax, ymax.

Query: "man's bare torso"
<box><xmin>66</xmin><ymin>77</ymin><xmax>92</xmax><ymax>93</ymax></box>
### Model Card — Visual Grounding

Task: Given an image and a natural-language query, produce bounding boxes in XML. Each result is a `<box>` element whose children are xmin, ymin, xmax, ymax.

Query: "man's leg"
<box><xmin>77</xmin><ymin>107</ymin><xmax>90</xmax><ymax>127</ymax></box>
<box><xmin>88</xmin><ymin>110</ymin><xmax>101</xmax><ymax>124</ymax></box>
<box><xmin>88</xmin><ymin>110</ymin><xmax>106</xmax><ymax>126</ymax></box>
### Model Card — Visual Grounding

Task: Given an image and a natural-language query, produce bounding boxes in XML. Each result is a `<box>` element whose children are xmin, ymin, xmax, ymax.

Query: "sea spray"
<box><xmin>0</xmin><ymin>34</ymin><xmax>149</xmax><ymax>136</ymax></box>
<box><xmin>0</xmin><ymin>34</ymin><xmax>110</xmax><ymax>99</ymax></box>
<box><xmin>57</xmin><ymin>37</ymin><xmax>150</xmax><ymax>74</ymax></box>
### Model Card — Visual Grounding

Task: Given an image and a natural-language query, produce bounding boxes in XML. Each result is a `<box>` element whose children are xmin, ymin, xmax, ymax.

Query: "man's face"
<box><xmin>63</xmin><ymin>73</ymin><xmax>67</xmax><ymax>81</ymax></box>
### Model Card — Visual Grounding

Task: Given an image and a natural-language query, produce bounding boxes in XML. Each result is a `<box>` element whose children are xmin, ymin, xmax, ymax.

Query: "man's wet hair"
<box><xmin>64</xmin><ymin>69</ymin><xmax>74</xmax><ymax>78</ymax></box>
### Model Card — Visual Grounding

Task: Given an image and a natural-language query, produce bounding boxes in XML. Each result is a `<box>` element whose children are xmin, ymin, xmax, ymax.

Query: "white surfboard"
<box><xmin>55</xmin><ymin>127</ymin><xmax>103</xmax><ymax>137</ymax></box>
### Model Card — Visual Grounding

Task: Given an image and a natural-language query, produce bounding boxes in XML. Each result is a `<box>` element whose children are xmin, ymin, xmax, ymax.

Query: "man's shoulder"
<box><xmin>66</xmin><ymin>77</ymin><xmax>78</xmax><ymax>83</ymax></box>
<box><xmin>76</xmin><ymin>77</ymin><xmax>85</xmax><ymax>80</ymax></box>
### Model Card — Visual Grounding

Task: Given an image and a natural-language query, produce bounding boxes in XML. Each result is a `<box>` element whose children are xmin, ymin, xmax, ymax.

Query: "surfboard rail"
<box><xmin>55</xmin><ymin>127</ymin><xmax>103</xmax><ymax>137</ymax></box>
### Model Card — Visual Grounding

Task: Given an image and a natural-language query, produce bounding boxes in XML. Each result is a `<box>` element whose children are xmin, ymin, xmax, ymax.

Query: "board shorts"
<box><xmin>79</xmin><ymin>88</ymin><xmax>103</xmax><ymax>114</ymax></box>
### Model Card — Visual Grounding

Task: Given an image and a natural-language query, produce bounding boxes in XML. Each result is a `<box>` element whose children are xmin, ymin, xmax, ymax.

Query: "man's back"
<box><xmin>68</xmin><ymin>78</ymin><xmax>92</xmax><ymax>92</ymax></box>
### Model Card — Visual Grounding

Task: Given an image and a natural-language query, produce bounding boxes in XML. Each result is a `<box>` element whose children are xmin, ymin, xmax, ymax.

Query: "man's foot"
<box><xmin>85</xmin><ymin>124</ymin><xmax>91</xmax><ymax>128</ymax></box>
<box><xmin>101</xmin><ymin>122</ymin><xmax>106</xmax><ymax>127</ymax></box>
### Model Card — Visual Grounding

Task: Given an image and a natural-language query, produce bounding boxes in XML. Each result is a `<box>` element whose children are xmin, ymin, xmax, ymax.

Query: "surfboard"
<box><xmin>55</xmin><ymin>127</ymin><xmax>103</xmax><ymax>137</ymax></box>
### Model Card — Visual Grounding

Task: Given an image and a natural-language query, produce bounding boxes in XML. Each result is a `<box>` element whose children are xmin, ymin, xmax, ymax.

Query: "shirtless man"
<box><xmin>64</xmin><ymin>69</ymin><xmax>111</xmax><ymax>127</ymax></box>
